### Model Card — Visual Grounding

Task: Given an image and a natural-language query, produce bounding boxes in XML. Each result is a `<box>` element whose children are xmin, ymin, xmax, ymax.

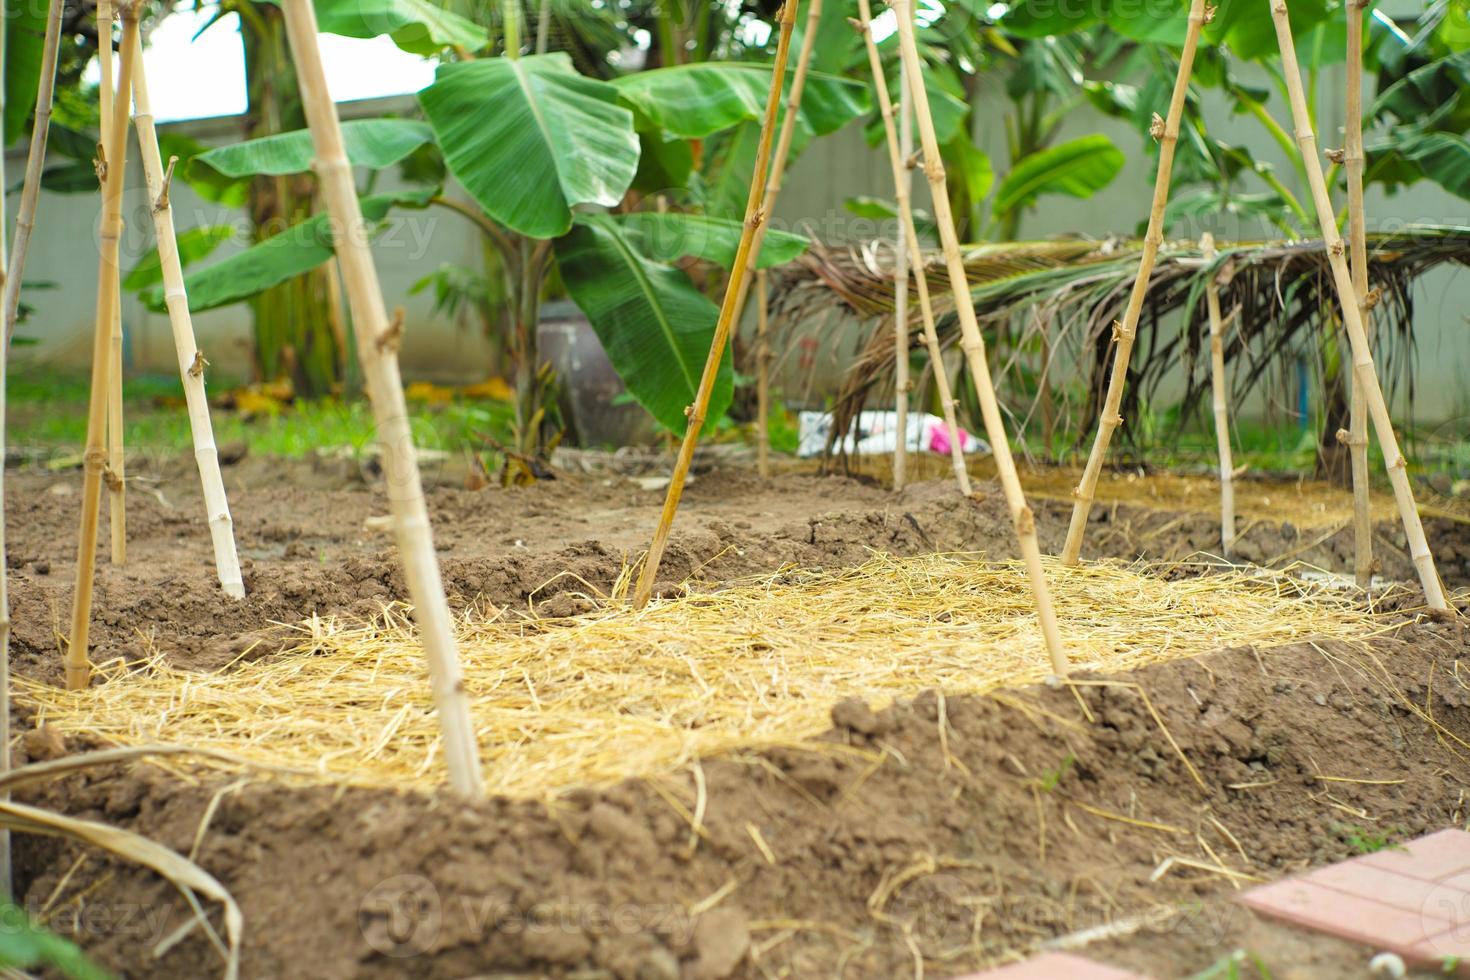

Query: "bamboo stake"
<box><xmin>2</xmin><ymin>0</ymin><xmax>64</xmax><ymax>351</ymax></box>
<box><xmin>1061</xmin><ymin>0</ymin><xmax>1208</xmax><ymax>565</ymax></box>
<box><xmin>1200</xmin><ymin>234</ymin><xmax>1236</xmax><ymax>557</ymax></box>
<box><xmin>726</xmin><ymin>0</ymin><xmax>820</xmax><ymax>363</ymax></box>
<box><xmin>891</xmin><ymin>47</ymin><xmax>911</xmax><ymax>491</ymax></box>
<box><xmin>0</xmin><ymin>0</ymin><xmax>10</xmax><ymax>902</ymax></box>
<box><xmin>1342</xmin><ymin>0</ymin><xmax>1374</xmax><ymax>590</ymax></box>
<box><xmin>65</xmin><ymin>0</ymin><xmax>140</xmax><ymax>690</ymax></box>
<box><xmin>632</xmin><ymin>0</ymin><xmax>800</xmax><ymax>610</ymax></box>
<box><xmin>1269</xmin><ymin>0</ymin><xmax>1447</xmax><ymax>610</ymax></box>
<box><xmin>756</xmin><ymin>268</ymin><xmax>771</xmax><ymax>478</ymax></box>
<box><xmin>890</xmin><ymin>0</ymin><xmax>1067</xmax><ymax>675</ymax></box>
<box><xmin>856</xmin><ymin>0</ymin><xmax>971</xmax><ymax>496</ymax></box>
<box><xmin>280</xmin><ymin>0</ymin><xmax>485</xmax><ymax>794</ymax></box>
<box><xmin>97</xmin><ymin>0</ymin><xmax>127</xmax><ymax>565</ymax></box>
<box><xmin>129</xmin><ymin>33</ymin><xmax>246</xmax><ymax>599</ymax></box>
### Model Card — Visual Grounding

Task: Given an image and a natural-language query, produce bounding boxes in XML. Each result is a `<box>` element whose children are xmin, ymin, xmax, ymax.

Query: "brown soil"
<box><xmin>7</xmin><ymin>453</ymin><xmax>1470</xmax><ymax>979</ymax></box>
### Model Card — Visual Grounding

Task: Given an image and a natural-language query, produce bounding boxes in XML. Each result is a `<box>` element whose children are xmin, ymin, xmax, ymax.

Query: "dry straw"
<box><xmin>20</xmin><ymin>556</ymin><xmax>1390</xmax><ymax>800</ymax></box>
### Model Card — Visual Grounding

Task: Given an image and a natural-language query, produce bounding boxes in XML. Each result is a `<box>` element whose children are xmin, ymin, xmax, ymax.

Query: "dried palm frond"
<box><xmin>773</xmin><ymin>226</ymin><xmax>1470</xmax><ymax>461</ymax></box>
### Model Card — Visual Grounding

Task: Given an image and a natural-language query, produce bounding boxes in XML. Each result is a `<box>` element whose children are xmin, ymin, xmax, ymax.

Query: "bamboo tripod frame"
<box><xmin>1059</xmin><ymin>0</ymin><xmax>1446</xmax><ymax>610</ymax></box>
<box><xmin>130</xmin><ymin>32</ymin><xmax>246</xmax><ymax>599</ymax></box>
<box><xmin>890</xmin><ymin>51</ymin><xmax>910</xmax><ymax>490</ymax></box>
<box><xmin>280</xmin><ymin>0</ymin><xmax>484</xmax><ymax>794</ymax></box>
<box><xmin>632</xmin><ymin>0</ymin><xmax>799</xmax><ymax>610</ymax></box>
<box><xmin>891</xmin><ymin>0</ymin><xmax>1069</xmax><ymax>675</ymax></box>
<box><xmin>65</xmin><ymin>0</ymin><xmax>140</xmax><ymax>691</ymax></box>
<box><xmin>1062</xmin><ymin>0</ymin><xmax>1207</xmax><ymax>564</ymax></box>
<box><xmin>857</xmin><ymin>0</ymin><xmax>972</xmax><ymax>497</ymax></box>
<box><xmin>1200</xmin><ymin>234</ymin><xmax>1236</xmax><ymax>556</ymax></box>
<box><xmin>97</xmin><ymin>0</ymin><xmax>127</xmax><ymax>565</ymax></box>
<box><xmin>1270</xmin><ymin>0</ymin><xmax>1445</xmax><ymax>608</ymax></box>
<box><xmin>1343</xmin><ymin>0</ymin><xmax>1375</xmax><ymax>589</ymax></box>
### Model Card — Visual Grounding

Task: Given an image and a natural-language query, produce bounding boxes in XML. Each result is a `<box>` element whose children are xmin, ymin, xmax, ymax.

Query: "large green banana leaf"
<box><xmin>140</xmin><ymin>189</ymin><xmax>436</xmax><ymax>313</ymax></box>
<box><xmin>419</xmin><ymin>54</ymin><xmax>639</xmax><ymax>240</ymax></box>
<box><xmin>263</xmin><ymin>0</ymin><xmax>487</xmax><ymax>55</ymax></box>
<box><xmin>612</xmin><ymin>63</ymin><xmax>869</xmax><ymax>140</ymax></box>
<box><xmin>4</xmin><ymin>0</ymin><xmax>49</xmax><ymax>144</ymax></box>
<box><xmin>1369</xmin><ymin>130</ymin><xmax>1470</xmax><ymax>201</ymax></box>
<box><xmin>188</xmin><ymin>119</ymin><xmax>435</xmax><ymax>192</ymax></box>
<box><xmin>606</xmin><ymin>213</ymin><xmax>808</xmax><ymax>270</ymax></box>
<box><xmin>555</xmin><ymin>214</ymin><xmax>731</xmax><ymax>435</ymax></box>
<box><xmin>992</xmin><ymin>133</ymin><xmax>1124</xmax><ymax>217</ymax></box>
<box><xmin>124</xmin><ymin>225</ymin><xmax>235</xmax><ymax>292</ymax></box>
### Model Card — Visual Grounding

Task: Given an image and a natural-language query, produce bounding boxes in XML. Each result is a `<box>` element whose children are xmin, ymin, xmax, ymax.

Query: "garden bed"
<box><xmin>5</xmin><ymin>454</ymin><xmax>1469</xmax><ymax>977</ymax></box>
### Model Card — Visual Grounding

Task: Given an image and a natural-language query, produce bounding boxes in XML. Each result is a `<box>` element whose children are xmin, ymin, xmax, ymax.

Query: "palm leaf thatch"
<box><xmin>772</xmin><ymin>225</ymin><xmax>1470</xmax><ymax>466</ymax></box>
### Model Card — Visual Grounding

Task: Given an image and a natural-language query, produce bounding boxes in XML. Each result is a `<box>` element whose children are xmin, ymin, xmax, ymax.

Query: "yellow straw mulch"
<box><xmin>831</xmin><ymin>454</ymin><xmax>1470</xmax><ymax>531</ymax></box>
<box><xmin>18</xmin><ymin>555</ymin><xmax>1392</xmax><ymax>799</ymax></box>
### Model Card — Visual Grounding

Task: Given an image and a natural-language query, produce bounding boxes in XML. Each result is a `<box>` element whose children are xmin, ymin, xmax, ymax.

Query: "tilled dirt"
<box><xmin>6</xmin><ymin>454</ymin><xmax>1470</xmax><ymax>979</ymax></box>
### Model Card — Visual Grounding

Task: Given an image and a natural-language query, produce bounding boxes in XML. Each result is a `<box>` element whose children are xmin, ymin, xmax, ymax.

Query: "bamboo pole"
<box><xmin>1343</xmin><ymin>0</ymin><xmax>1374</xmax><ymax>590</ymax></box>
<box><xmin>65</xmin><ymin>0</ymin><xmax>141</xmax><ymax>691</ymax></box>
<box><xmin>632</xmin><ymin>0</ymin><xmax>799</xmax><ymax>610</ymax></box>
<box><xmin>129</xmin><ymin>33</ymin><xmax>246</xmax><ymax>599</ymax></box>
<box><xmin>2</xmin><ymin>0</ymin><xmax>64</xmax><ymax>351</ymax></box>
<box><xmin>890</xmin><ymin>0</ymin><xmax>1068</xmax><ymax>675</ymax></box>
<box><xmin>856</xmin><ymin>0</ymin><xmax>971</xmax><ymax>496</ymax></box>
<box><xmin>1061</xmin><ymin>0</ymin><xmax>1208</xmax><ymax>565</ymax></box>
<box><xmin>0</xmin><ymin>0</ymin><xmax>10</xmax><ymax>903</ymax></box>
<box><xmin>891</xmin><ymin>48</ymin><xmax>911</xmax><ymax>490</ymax></box>
<box><xmin>97</xmin><ymin>0</ymin><xmax>127</xmax><ymax>565</ymax></box>
<box><xmin>755</xmin><ymin>268</ymin><xmax>771</xmax><ymax>477</ymax></box>
<box><xmin>1200</xmin><ymin>233</ymin><xmax>1236</xmax><ymax>557</ymax></box>
<box><xmin>280</xmin><ymin>0</ymin><xmax>485</xmax><ymax>794</ymax></box>
<box><xmin>1270</xmin><ymin>0</ymin><xmax>1447</xmax><ymax>610</ymax></box>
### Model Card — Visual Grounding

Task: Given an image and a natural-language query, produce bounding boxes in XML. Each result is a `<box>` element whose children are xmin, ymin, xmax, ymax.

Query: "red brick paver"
<box><xmin>1239</xmin><ymin>828</ymin><xmax>1470</xmax><ymax>971</ymax></box>
<box><xmin>949</xmin><ymin>951</ymin><xmax>1153</xmax><ymax>979</ymax></box>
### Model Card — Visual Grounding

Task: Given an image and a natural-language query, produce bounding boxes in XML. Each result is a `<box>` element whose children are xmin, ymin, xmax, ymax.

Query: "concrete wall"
<box><xmin>6</xmin><ymin>33</ymin><xmax>1468</xmax><ymax>426</ymax></box>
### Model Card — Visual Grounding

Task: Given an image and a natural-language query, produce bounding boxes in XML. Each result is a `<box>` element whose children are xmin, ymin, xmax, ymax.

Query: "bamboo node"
<box><xmin>1203</xmin><ymin>3</ymin><xmax>1218</xmax><ymax>23</ymax></box>
<box><xmin>1015</xmin><ymin>506</ymin><xmax>1036</xmax><ymax>536</ymax></box>
<box><xmin>93</xmin><ymin>142</ymin><xmax>108</xmax><ymax>184</ymax></box>
<box><xmin>376</xmin><ymin>308</ymin><xmax>405</xmax><ymax>353</ymax></box>
<box><xmin>1388</xmin><ymin>455</ymin><xmax>1408</xmax><ymax>472</ymax></box>
<box><xmin>748</xmin><ymin>209</ymin><xmax>767</xmax><ymax>230</ymax></box>
<box><xmin>1107</xmin><ymin>414</ymin><xmax>1124</xmax><ymax>428</ymax></box>
<box><xmin>1324</xmin><ymin>147</ymin><xmax>1346</xmax><ymax>164</ymax></box>
<box><xmin>187</xmin><ymin>350</ymin><xmax>209</xmax><ymax>379</ymax></box>
<box><xmin>905</xmin><ymin>152</ymin><xmax>921</xmax><ymax>171</ymax></box>
<box><xmin>1364</xmin><ymin>285</ymin><xmax>1382</xmax><ymax>311</ymax></box>
<box><xmin>846</xmin><ymin>16</ymin><xmax>866</xmax><ymax>33</ymax></box>
<box><xmin>83</xmin><ymin>447</ymin><xmax>108</xmax><ymax>471</ymax></box>
<box><xmin>102</xmin><ymin>464</ymin><xmax>124</xmax><ymax>493</ymax></box>
<box><xmin>1330</xmin><ymin>241</ymin><xmax>1345</xmax><ymax>257</ymax></box>
<box><xmin>154</xmin><ymin>155</ymin><xmax>178</xmax><ymax>214</ymax></box>
<box><xmin>1149</xmin><ymin>113</ymin><xmax>1166</xmax><ymax>142</ymax></box>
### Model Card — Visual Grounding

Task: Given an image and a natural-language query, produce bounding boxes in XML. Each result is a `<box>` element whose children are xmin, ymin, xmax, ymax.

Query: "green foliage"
<box><xmin>270</xmin><ymin>0</ymin><xmax>488</xmax><ymax>55</ymax></box>
<box><xmin>0</xmin><ymin>903</ymin><xmax>110</xmax><ymax>980</ymax></box>
<box><xmin>555</xmin><ymin>214</ymin><xmax>731</xmax><ymax>434</ymax></box>
<box><xmin>3</xmin><ymin>0</ymin><xmax>51</xmax><ymax>144</ymax></box>
<box><xmin>992</xmin><ymin>133</ymin><xmax>1125</xmax><ymax>217</ymax></box>
<box><xmin>612</xmin><ymin>63</ymin><xmax>868</xmax><ymax>140</ymax></box>
<box><xmin>188</xmin><ymin>118</ymin><xmax>435</xmax><ymax>192</ymax></box>
<box><xmin>123</xmin><ymin>225</ymin><xmax>236</xmax><ymax>292</ymax></box>
<box><xmin>603</xmin><ymin>213</ymin><xmax>808</xmax><ymax>270</ymax></box>
<box><xmin>419</xmin><ymin>54</ymin><xmax>639</xmax><ymax>239</ymax></box>
<box><xmin>1337</xmin><ymin>824</ymin><xmax>1406</xmax><ymax>855</ymax></box>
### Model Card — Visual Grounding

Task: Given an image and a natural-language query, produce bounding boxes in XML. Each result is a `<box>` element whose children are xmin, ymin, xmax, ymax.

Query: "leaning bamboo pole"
<box><xmin>1342</xmin><ymin>0</ymin><xmax>1374</xmax><ymax>590</ymax></box>
<box><xmin>890</xmin><ymin>0</ymin><xmax>1068</xmax><ymax>675</ymax></box>
<box><xmin>97</xmin><ymin>0</ymin><xmax>127</xmax><ymax>565</ymax></box>
<box><xmin>890</xmin><ymin>52</ymin><xmax>911</xmax><ymax>490</ymax></box>
<box><xmin>1</xmin><ymin>0</ymin><xmax>67</xmax><ymax>898</ymax></box>
<box><xmin>65</xmin><ymin>0</ymin><xmax>141</xmax><ymax>690</ymax></box>
<box><xmin>632</xmin><ymin>0</ymin><xmax>799</xmax><ymax>610</ymax></box>
<box><xmin>2</xmin><ymin>0</ymin><xmax>64</xmax><ymax>351</ymax></box>
<box><xmin>129</xmin><ymin>33</ymin><xmax>246</xmax><ymax>599</ymax></box>
<box><xmin>1270</xmin><ymin>0</ymin><xmax>1447</xmax><ymax>610</ymax></box>
<box><xmin>280</xmin><ymin>0</ymin><xmax>484</xmax><ymax>794</ymax></box>
<box><xmin>1200</xmin><ymin>233</ymin><xmax>1236</xmax><ymax>557</ymax></box>
<box><xmin>1061</xmin><ymin>0</ymin><xmax>1207</xmax><ymax>565</ymax></box>
<box><xmin>755</xmin><ymin>268</ymin><xmax>771</xmax><ymax>477</ymax></box>
<box><xmin>856</xmin><ymin>0</ymin><xmax>971</xmax><ymax>496</ymax></box>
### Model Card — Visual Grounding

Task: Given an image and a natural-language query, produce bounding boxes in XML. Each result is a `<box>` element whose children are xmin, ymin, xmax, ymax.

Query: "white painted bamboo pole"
<box><xmin>98</xmin><ymin>0</ymin><xmax>127</xmax><ymax>565</ymax></box>
<box><xmin>65</xmin><ymin>0</ymin><xmax>141</xmax><ymax>691</ymax></box>
<box><xmin>280</xmin><ymin>0</ymin><xmax>485</xmax><ymax>794</ymax></box>
<box><xmin>1343</xmin><ymin>0</ymin><xmax>1374</xmax><ymax>590</ymax></box>
<box><xmin>856</xmin><ymin>0</ymin><xmax>971</xmax><ymax>496</ymax></box>
<box><xmin>129</xmin><ymin>33</ymin><xmax>246</xmax><ymax>599</ymax></box>
<box><xmin>891</xmin><ymin>0</ymin><xmax>1068</xmax><ymax>675</ymax></box>
<box><xmin>1200</xmin><ymin>234</ymin><xmax>1236</xmax><ymax>557</ymax></box>
<box><xmin>1270</xmin><ymin>0</ymin><xmax>1447</xmax><ymax>610</ymax></box>
<box><xmin>1061</xmin><ymin>0</ymin><xmax>1207</xmax><ymax>565</ymax></box>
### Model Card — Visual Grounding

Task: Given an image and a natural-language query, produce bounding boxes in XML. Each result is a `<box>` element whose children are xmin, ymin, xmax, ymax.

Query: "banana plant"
<box><xmin>143</xmin><ymin>35</ymin><xmax>863</xmax><ymax>471</ymax></box>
